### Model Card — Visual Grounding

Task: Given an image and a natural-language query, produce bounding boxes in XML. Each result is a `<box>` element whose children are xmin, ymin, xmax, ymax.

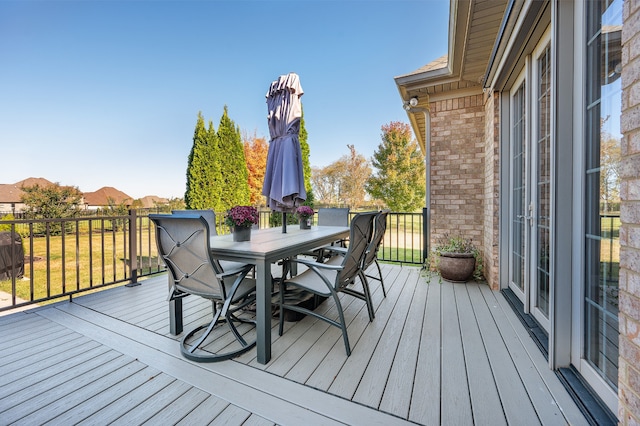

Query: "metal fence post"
<box><xmin>422</xmin><ymin>207</ymin><xmax>430</xmax><ymax>265</ymax></box>
<box><xmin>126</xmin><ymin>209</ymin><xmax>140</xmax><ymax>287</ymax></box>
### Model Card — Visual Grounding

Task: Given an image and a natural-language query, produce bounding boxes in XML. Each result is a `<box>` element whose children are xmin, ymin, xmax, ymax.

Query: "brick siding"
<box><xmin>619</xmin><ymin>1</ymin><xmax>640</xmax><ymax>423</ymax></box>
<box><xmin>483</xmin><ymin>92</ymin><xmax>501</xmax><ymax>290</ymax></box>
<box><xmin>429</xmin><ymin>93</ymin><xmax>485</xmax><ymax>272</ymax></box>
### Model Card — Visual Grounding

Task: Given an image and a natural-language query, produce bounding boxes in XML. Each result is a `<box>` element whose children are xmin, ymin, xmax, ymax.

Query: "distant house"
<box><xmin>0</xmin><ymin>177</ymin><xmax>56</xmax><ymax>214</ymax></box>
<box><xmin>82</xmin><ymin>187</ymin><xmax>132</xmax><ymax>210</ymax></box>
<box><xmin>138</xmin><ymin>195</ymin><xmax>169</xmax><ymax>209</ymax></box>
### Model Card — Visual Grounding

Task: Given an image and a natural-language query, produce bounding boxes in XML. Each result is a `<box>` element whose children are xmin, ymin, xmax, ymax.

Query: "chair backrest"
<box><xmin>335</xmin><ymin>211</ymin><xmax>376</xmax><ymax>290</ymax></box>
<box><xmin>317</xmin><ymin>208</ymin><xmax>350</xmax><ymax>226</ymax></box>
<box><xmin>363</xmin><ymin>210</ymin><xmax>389</xmax><ymax>269</ymax></box>
<box><xmin>172</xmin><ymin>209</ymin><xmax>217</xmax><ymax>235</ymax></box>
<box><xmin>150</xmin><ymin>213</ymin><xmax>225</xmax><ymax>300</ymax></box>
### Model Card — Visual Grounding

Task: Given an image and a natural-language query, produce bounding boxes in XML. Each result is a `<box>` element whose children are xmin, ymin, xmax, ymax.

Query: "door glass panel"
<box><xmin>536</xmin><ymin>45</ymin><xmax>551</xmax><ymax>317</ymax></box>
<box><xmin>584</xmin><ymin>0</ymin><xmax>621</xmax><ymax>390</ymax></box>
<box><xmin>511</xmin><ymin>83</ymin><xmax>526</xmax><ymax>292</ymax></box>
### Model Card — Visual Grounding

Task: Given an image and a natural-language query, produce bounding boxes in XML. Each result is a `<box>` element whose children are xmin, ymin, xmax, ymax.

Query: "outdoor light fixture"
<box><xmin>403</xmin><ymin>96</ymin><xmax>419</xmax><ymax>110</ymax></box>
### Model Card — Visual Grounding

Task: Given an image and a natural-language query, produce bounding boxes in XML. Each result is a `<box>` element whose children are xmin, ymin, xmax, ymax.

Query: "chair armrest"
<box><xmin>291</xmin><ymin>257</ymin><xmax>343</xmax><ymax>271</ymax></box>
<box><xmin>322</xmin><ymin>246</ymin><xmax>347</xmax><ymax>255</ymax></box>
<box><xmin>216</xmin><ymin>264</ymin><xmax>254</xmax><ymax>279</ymax></box>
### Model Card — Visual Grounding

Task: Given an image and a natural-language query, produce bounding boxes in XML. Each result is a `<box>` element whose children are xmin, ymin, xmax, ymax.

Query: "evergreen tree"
<box><xmin>217</xmin><ymin>106</ymin><xmax>250</xmax><ymax>210</ymax></box>
<box><xmin>184</xmin><ymin>112</ymin><xmax>218</xmax><ymax>209</ymax></box>
<box><xmin>366</xmin><ymin>121</ymin><xmax>426</xmax><ymax>211</ymax></box>
<box><xmin>207</xmin><ymin>119</ymin><xmax>224</xmax><ymax>210</ymax></box>
<box><xmin>299</xmin><ymin>109</ymin><xmax>315</xmax><ymax>206</ymax></box>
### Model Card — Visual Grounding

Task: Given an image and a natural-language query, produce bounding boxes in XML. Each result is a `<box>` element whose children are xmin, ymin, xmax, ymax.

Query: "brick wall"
<box><xmin>429</xmin><ymin>94</ymin><xmax>485</xmax><ymax>268</ymax></box>
<box><xmin>619</xmin><ymin>1</ymin><xmax>640</xmax><ymax>423</ymax></box>
<box><xmin>482</xmin><ymin>91</ymin><xmax>501</xmax><ymax>290</ymax></box>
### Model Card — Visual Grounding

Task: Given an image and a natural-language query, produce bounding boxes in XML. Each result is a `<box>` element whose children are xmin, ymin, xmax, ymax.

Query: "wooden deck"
<box><xmin>0</xmin><ymin>264</ymin><xmax>587</xmax><ymax>425</ymax></box>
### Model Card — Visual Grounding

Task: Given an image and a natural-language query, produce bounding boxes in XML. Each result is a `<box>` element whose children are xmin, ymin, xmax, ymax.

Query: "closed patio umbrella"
<box><xmin>261</xmin><ymin>72</ymin><xmax>306</xmax><ymax>232</ymax></box>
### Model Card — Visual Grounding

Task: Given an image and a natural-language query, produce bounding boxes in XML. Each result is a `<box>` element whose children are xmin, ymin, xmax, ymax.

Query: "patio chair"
<box><xmin>308</xmin><ymin>207</ymin><xmax>350</xmax><ymax>262</ymax></box>
<box><xmin>172</xmin><ymin>209</ymin><xmax>218</xmax><ymax>231</ymax></box>
<box><xmin>149</xmin><ymin>213</ymin><xmax>257</xmax><ymax>362</ymax></box>
<box><xmin>278</xmin><ymin>211</ymin><xmax>377</xmax><ymax>356</ymax></box>
<box><xmin>317</xmin><ymin>207</ymin><xmax>350</xmax><ymax>227</ymax></box>
<box><xmin>172</xmin><ymin>209</ymin><xmax>252</xmax><ymax>274</ymax></box>
<box><xmin>320</xmin><ymin>209</ymin><xmax>389</xmax><ymax>299</ymax></box>
<box><xmin>363</xmin><ymin>210</ymin><xmax>390</xmax><ymax>297</ymax></box>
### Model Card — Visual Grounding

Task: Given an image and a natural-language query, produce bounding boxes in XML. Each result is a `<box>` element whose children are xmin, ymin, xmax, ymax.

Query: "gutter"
<box><xmin>484</xmin><ymin>0</ymin><xmax>516</xmax><ymax>88</ymax></box>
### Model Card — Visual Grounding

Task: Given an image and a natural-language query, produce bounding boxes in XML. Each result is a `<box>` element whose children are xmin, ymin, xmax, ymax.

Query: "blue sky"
<box><xmin>0</xmin><ymin>0</ymin><xmax>448</xmax><ymax>199</ymax></box>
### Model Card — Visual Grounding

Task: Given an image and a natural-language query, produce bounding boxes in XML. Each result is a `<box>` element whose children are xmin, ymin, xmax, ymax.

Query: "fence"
<box><xmin>0</xmin><ymin>209</ymin><xmax>425</xmax><ymax>312</ymax></box>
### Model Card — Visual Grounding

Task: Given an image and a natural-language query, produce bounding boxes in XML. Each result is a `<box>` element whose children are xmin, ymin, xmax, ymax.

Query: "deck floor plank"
<box><xmin>466</xmin><ymin>283</ymin><xmax>542</xmax><ymax>426</ymax></box>
<box><xmin>454</xmin><ymin>283</ymin><xmax>508</xmax><ymax>425</ymax></box>
<box><xmin>325</xmin><ymin>266</ymin><xmax>412</xmax><ymax>398</ymax></box>
<box><xmin>440</xmin><ymin>280</ymin><xmax>474</xmax><ymax>425</ymax></box>
<box><xmin>477</xmin><ymin>285</ymin><xmax>586</xmax><ymax>425</ymax></box>
<box><xmin>0</xmin><ymin>314</ymin><xmax>58</xmax><ymax>343</ymax></box>
<box><xmin>20</xmin><ymin>359</ymin><xmax>148</xmax><ymax>425</ymax></box>
<box><xmin>408</xmin><ymin>279</ymin><xmax>441</xmax><ymax>425</ymax></box>
<box><xmin>0</xmin><ymin>265</ymin><xmax>588</xmax><ymax>425</ymax></box>
<box><xmin>50</xmin><ymin>365</ymin><xmax>163</xmax><ymax>425</ymax></box>
<box><xmin>109</xmin><ymin>379</ymin><xmax>194</xmax><ymax>426</ymax></box>
<box><xmin>0</xmin><ymin>342</ymin><xmax>112</xmax><ymax>406</ymax></box>
<box><xmin>352</xmin><ymin>268</ymin><xmax>418</xmax><ymax>407</ymax></box>
<box><xmin>1</xmin><ymin>354</ymin><xmax>132</xmax><ymax>424</ymax></box>
<box><xmin>76</xmin><ymin>374</ymin><xmax>177</xmax><ymax>425</ymax></box>
<box><xmin>378</xmin><ymin>269</ymin><xmax>426</xmax><ymax>418</ymax></box>
<box><xmin>174</xmin><ymin>394</ymin><xmax>232</xmax><ymax>426</ymax></box>
<box><xmin>0</xmin><ymin>341</ymin><xmax>106</xmax><ymax>400</ymax></box>
<box><xmin>142</xmin><ymin>385</ymin><xmax>211</xmax><ymax>425</ymax></box>
<box><xmin>0</xmin><ymin>328</ymin><xmax>82</xmax><ymax>366</ymax></box>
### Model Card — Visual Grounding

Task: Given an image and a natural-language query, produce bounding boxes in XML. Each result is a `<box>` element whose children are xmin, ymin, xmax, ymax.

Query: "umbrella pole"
<box><xmin>282</xmin><ymin>212</ymin><xmax>287</xmax><ymax>233</ymax></box>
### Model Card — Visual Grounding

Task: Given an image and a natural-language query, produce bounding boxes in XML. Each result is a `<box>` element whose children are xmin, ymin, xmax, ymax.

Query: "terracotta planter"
<box><xmin>300</xmin><ymin>218</ymin><xmax>311</xmax><ymax>229</ymax></box>
<box><xmin>233</xmin><ymin>226</ymin><xmax>252</xmax><ymax>242</ymax></box>
<box><xmin>438</xmin><ymin>252</ymin><xmax>475</xmax><ymax>282</ymax></box>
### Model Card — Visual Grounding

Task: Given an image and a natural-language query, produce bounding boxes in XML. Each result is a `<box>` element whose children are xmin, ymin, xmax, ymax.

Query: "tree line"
<box><xmin>186</xmin><ymin>109</ymin><xmax>426</xmax><ymax>213</ymax></box>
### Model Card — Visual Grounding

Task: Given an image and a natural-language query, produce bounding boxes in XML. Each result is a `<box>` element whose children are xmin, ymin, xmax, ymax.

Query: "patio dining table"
<box><xmin>169</xmin><ymin>225</ymin><xmax>350</xmax><ymax>364</ymax></box>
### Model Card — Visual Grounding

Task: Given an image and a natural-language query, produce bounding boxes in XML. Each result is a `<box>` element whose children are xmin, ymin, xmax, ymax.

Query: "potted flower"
<box><xmin>224</xmin><ymin>206</ymin><xmax>259</xmax><ymax>241</ymax></box>
<box><xmin>296</xmin><ymin>206</ymin><xmax>315</xmax><ymax>229</ymax></box>
<box><xmin>427</xmin><ymin>233</ymin><xmax>483</xmax><ymax>282</ymax></box>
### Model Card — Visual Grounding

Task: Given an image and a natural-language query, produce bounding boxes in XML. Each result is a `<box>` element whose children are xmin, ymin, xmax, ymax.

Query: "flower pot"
<box><xmin>300</xmin><ymin>218</ymin><xmax>311</xmax><ymax>229</ymax></box>
<box><xmin>233</xmin><ymin>226</ymin><xmax>252</xmax><ymax>242</ymax></box>
<box><xmin>438</xmin><ymin>252</ymin><xmax>475</xmax><ymax>282</ymax></box>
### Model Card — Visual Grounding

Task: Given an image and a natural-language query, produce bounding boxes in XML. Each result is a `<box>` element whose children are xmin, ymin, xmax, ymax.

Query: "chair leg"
<box><xmin>359</xmin><ymin>272</ymin><xmax>376</xmax><ymax>322</ymax></box>
<box><xmin>329</xmin><ymin>290</ymin><xmax>351</xmax><ymax>356</ymax></box>
<box><xmin>180</xmin><ymin>300</ymin><xmax>257</xmax><ymax>363</ymax></box>
<box><xmin>375</xmin><ymin>260</ymin><xmax>386</xmax><ymax>297</ymax></box>
<box><xmin>187</xmin><ymin>305</ymin><xmax>224</xmax><ymax>353</ymax></box>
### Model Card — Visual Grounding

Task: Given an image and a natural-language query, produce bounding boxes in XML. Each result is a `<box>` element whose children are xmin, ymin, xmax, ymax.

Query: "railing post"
<box><xmin>126</xmin><ymin>209</ymin><xmax>140</xmax><ymax>287</ymax></box>
<box><xmin>422</xmin><ymin>207</ymin><xmax>430</xmax><ymax>265</ymax></box>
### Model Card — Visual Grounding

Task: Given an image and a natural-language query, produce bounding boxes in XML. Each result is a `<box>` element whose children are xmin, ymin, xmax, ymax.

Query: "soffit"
<box><xmin>395</xmin><ymin>0</ymin><xmax>508</xmax><ymax>152</ymax></box>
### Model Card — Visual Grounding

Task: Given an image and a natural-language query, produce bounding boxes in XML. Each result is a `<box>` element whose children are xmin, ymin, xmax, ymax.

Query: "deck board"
<box><xmin>378</xmin><ymin>270</ymin><xmax>425</xmax><ymax>417</ymax></box>
<box><xmin>440</xmin><ymin>280</ymin><xmax>474</xmax><ymax>425</ymax></box>
<box><xmin>469</xmin><ymin>283</ymin><xmax>543</xmax><ymax>425</ymax></box>
<box><xmin>0</xmin><ymin>264</ymin><xmax>587</xmax><ymax>425</ymax></box>
<box><xmin>408</xmin><ymin>278</ymin><xmax>441</xmax><ymax>424</ymax></box>
<box><xmin>455</xmin><ymin>283</ymin><xmax>508</xmax><ymax>425</ymax></box>
<box><xmin>352</xmin><ymin>267</ymin><xmax>416</xmax><ymax>407</ymax></box>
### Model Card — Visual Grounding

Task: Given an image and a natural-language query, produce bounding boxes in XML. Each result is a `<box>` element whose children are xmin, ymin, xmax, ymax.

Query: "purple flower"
<box><xmin>296</xmin><ymin>206</ymin><xmax>315</xmax><ymax>218</ymax></box>
<box><xmin>224</xmin><ymin>206</ymin><xmax>259</xmax><ymax>228</ymax></box>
